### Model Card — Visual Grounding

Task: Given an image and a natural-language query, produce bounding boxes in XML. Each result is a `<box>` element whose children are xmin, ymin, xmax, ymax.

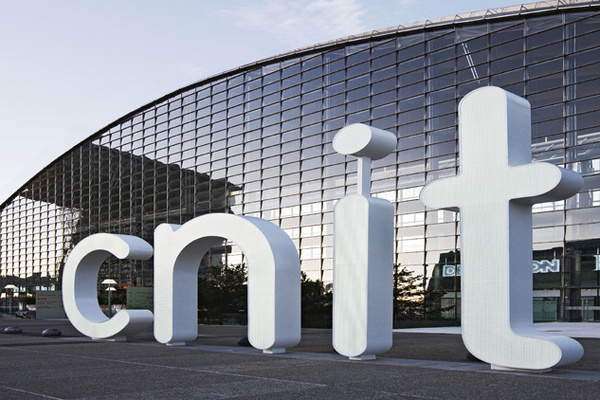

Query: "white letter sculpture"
<box><xmin>153</xmin><ymin>213</ymin><xmax>301</xmax><ymax>353</ymax></box>
<box><xmin>420</xmin><ymin>87</ymin><xmax>584</xmax><ymax>371</ymax></box>
<box><xmin>332</xmin><ymin>123</ymin><xmax>396</xmax><ymax>360</ymax></box>
<box><xmin>62</xmin><ymin>234</ymin><xmax>154</xmax><ymax>340</ymax></box>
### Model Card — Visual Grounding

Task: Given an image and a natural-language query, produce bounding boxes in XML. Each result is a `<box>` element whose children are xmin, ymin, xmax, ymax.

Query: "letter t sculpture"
<box><xmin>420</xmin><ymin>87</ymin><xmax>584</xmax><ymax>371</ymax></box>
<box><xmin>332</xmin><ymin>123</ymin><xmax>396</xmax><ymax>360</ymax></box>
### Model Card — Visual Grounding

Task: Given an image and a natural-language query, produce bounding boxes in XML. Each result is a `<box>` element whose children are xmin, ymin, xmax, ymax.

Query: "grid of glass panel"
<box><xmin>1</xmin><ymin>5</ymin><xmax>600</xmax><ymax>321</ymax></box>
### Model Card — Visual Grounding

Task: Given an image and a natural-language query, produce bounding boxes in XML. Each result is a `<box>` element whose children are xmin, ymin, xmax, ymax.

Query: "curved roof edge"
<box><xmin>322</xmin><ymin>0</ymin><xmax>600</xmax><ymax>44</ymax></box>
<box><xmin>2</xmin><ymin>0</ymin><xmax>599</xmax><ymax>210</ymax></box>
<box><xmin>200</xmin><ymin>0</ymin><xmax>600</xmax><ymax>87</ymax></box>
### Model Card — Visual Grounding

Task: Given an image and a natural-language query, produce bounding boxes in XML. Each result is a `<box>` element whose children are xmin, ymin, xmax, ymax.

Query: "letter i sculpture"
<box><xmin>420</xmin><ymin>87</ymin><xmax>584</xmax><ymax>371</ymax></box>
<box><xmin>332</xmin><ymin>123</ymin><xmax>396</xmax><ymax>360</ymax></box>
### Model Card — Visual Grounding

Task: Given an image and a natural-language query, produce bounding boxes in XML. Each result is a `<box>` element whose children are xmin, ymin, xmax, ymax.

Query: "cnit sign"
<box><xmin>62</xmin><ymin>87</ymin><xmax>584</xmax><ymax>372</ymax></box>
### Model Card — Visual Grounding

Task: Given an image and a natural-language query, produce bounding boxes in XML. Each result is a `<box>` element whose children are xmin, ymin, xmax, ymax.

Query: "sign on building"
<box><xmin>126</xmin><ymin>287</ymin><xmax>154</xmax><ymax>310</ymax></box>
<box><xmin>36</xmin><ymin>290</ymin><xmax>66</xmax><ymax>319</ymax></box>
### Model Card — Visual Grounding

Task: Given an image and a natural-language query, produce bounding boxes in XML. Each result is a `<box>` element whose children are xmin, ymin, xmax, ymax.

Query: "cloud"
<box><xmin>216</xmin><ymin>0</ymin><xmax>367</xmax><ymax>48</ymax></box>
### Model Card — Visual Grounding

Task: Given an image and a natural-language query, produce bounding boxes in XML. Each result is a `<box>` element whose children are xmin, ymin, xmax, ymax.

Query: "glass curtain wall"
<box><xmin>1</xmin><ymin>6</ymin><xmax>599</xmax><ymax>321</ymax></box>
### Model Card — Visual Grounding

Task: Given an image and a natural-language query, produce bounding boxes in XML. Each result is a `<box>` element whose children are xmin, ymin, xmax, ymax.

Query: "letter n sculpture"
<box><xmin>420</xmin><ymin>87</ymin><xmax>584</xmax><ymax>371</ymax></box>
<box><xmin>153</xmin><ymin>214</ymin><xmax>301</xmax><ymax>353</ymax></box>
<box><xmin>332</xmin><ymin>123</ymin><xmax>396</xmax><ymax>360</ymax></box>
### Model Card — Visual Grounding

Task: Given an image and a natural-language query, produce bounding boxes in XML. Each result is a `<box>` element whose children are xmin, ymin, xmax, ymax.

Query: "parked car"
<box><xmin>15</xmin><ymin>310</ymin><xmax>32</xmax><ymax>319</ymax></box>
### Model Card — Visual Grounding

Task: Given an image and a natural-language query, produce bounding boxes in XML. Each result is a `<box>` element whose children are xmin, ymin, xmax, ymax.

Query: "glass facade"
<box><xmin>2</xmin><ymin>2</ymin><xmax>600</xmax><ymax>321</ymax></box>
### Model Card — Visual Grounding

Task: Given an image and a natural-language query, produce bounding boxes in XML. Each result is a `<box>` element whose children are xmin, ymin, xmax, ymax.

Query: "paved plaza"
<box><xmin>0</xmin><ymin>316</ymin><xmax>598</xmax><ymax>399</ymax></box>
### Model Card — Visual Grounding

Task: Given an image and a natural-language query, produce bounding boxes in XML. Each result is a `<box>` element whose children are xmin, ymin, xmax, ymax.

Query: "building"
<box><xmin>1</xmin><ymin>0</ymin><xmax>599</xmax><ymax>321</ymax></box>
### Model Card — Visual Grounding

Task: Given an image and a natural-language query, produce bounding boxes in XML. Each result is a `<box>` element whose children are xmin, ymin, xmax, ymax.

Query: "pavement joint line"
<box><xmin>42</xmin><ymin>337</ymin><xmax>600</xmax><ymax>382</ymax></box>
<box><xmin>4</xmin><ymin>336</ymin><xmax>599</xmax><ymax>383</ymax></box>
<box><xmin>160</xmin><ymin>342</ymin><xmax>600</xmax><ymax>382</ymax></box>
<box><xmin>2</xmin><ymin>343</ymin><xmax>442</xmax><ymax>400</ymax></box>
<box><xmin>0</xmin><ymin>385</ymin><xmax>65</xmax><ymax>400</ymax></box>
<box><xmin>1</xmin><ymin>345</ymin><xmax>327</xmax><ymax>389</ymax></box>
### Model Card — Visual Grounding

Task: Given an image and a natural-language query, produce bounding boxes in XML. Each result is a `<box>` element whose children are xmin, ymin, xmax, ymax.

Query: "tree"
<box><xmin>301</xmin><ymin>272</ymin><xmax>332</xmax><ymax>328</ymax></box>
<box><xmin>393</xmin><ymin>265</ymin><xmax>453</xmax><ymax>324</ymax></box>
<box><xmin>198</xmin><ymin>264</ymin><xmax>247</xmax><ymax>324</ymax></box>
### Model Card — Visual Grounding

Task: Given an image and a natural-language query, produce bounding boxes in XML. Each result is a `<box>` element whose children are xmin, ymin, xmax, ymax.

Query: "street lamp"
<box><xmin>4</xmin><ymin>284</ymin><xmax>17</xmax><ymax>315</ymax></box>
<box><xmin>101</xmin><ymin>279</ymin><xmax>117</xmax><ymax>317</ymax></box>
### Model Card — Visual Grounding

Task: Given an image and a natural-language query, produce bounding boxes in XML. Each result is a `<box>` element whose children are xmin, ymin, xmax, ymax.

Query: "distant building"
<box><xmin>2</xmin><ymin>1</ymin><xmax>599</xmax><ymax>321</ymax></box>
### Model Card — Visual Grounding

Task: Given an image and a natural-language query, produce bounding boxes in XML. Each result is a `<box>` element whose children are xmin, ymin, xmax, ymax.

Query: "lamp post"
<box><xmin>4</xmin><ymin>284</ymin><xmax>17</xmax><ymax>315</ymax></box>
<box><xmin>101</xmin><ymin>279</ymin><xmax>117</xmax><ymax>317</ymax></box>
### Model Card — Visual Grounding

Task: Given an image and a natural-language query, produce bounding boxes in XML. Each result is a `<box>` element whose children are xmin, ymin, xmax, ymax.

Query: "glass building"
<box><xmin>2</xmin><ymin>0</ymin><xmax>600</xmax><ymax>321</ymax></box>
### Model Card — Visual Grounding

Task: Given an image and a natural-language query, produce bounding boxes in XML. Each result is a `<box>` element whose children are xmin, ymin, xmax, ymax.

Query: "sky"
<box><xmin>0</xmin><ymin>0</ymin><xmax>523</xmax><ymax>204</ymax></box>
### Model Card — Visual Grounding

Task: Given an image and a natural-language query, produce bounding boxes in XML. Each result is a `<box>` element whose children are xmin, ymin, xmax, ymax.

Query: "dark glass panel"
<box><xmin>347</xmin><ymin>49</ymin><xmax>369</xmax><ymax>66</ymax></box>
<box><xmin>567</xmin><ymin>94</ymin><xmax>600</xmax><ymax>115</ymax></box>
<box><xmin>491</xmin><ymin>39</ymin><xmax>524</xmax><ymax>59</ymax></box>
<box><xmin>372</xmin><ymin>65</ymin><xmax>396</xmax><ymax>83</ymax></box>
<box><xmin>346</xmin><ymin>109</ymin><xmax>369</xmax><ymax>124</ymax></box>
<box><xmin>428</xmin><ymin>86</ymin><xmax>455</xmax><ymax>104</ymax></box>
<box><xmin>399</xmin><ymin>69</ymin><xmax>425</xmax><ymax>87</ymax></box>
<box><xmin>527</xmin><ymin>13</ymin><xmax>564</xmax><ymax>34</ymax></box>
<box><xmin>325</xmin><ymin>69</ymin><xmax>344</xmax><ymax>85</ymax></box>
<box><xmin>429</xmin><ymin>60</ymin><xmax>454</xmax><ymax>77</ymax></box>
<box><xmin>574</xmin><ymin>30</ymin><xmax>600</xmax><ymax>53</ymax></box>
<box><xmin>571</xmin><ymin>78</ymin><xmax>600</xmax><ymax>99</ymax></box>
<box><xmin>371</xmin><ymin>89</ymin><xmax>396</xmax><ymax>107</ymax></box>
<box><xmin>348</xmin><ymin>62</ymin><xmax>370</xmax><ymax>79</ymax></box>
<box><xmin>456</xmin><ymin>26</ymin><xmax>488</xmax><ymax>44</ymax></box>
<box><xmin>428</xmin><ymin>114</ymin><xmax>456</xmax><ymax>132</ymax></box>
<box><xmin>428</xmin><ymin>73</ymin><xmax>456</xmax><ymax>91</ymax></box>
<box><xmin>426</xmin><ymin>29</ymin><xmax>454</xmax><ymax>50</ymax></box>
<box><xmin>399</xmin><ymin>135</ymin><xmax>425</xmax><ymax>151</ymax></box>
<box><xmin>528</xmin><ymin>87</ymin><xmax>563</xmax><ymax>107</ymax></box>
<box><xmin>372</xmin><ymin>103</ymin><xmax>395</xmax><ymax>119</ymax></box>
<box><xmin>527</xmin><ymin>59</ymin><xmax>563</xmax><ymax>80</ymax></box>
<box><xmin>491</xmin><ymin>53</ymin><xmax>525</xmax><ymax>74</ymax></box>
<box><xmin>457</xmin><ymin>46</ymin><xmax>488</xmax><ymax>71</ymax></box>
<box><xmin>428</xmin><ymin>47</ymin><xmax>455</xmax><ymax>66</ymax></box>
<box><xmin>528</xmin><ymin>26</ymin><xmax>563</xmax><ymax>49</ymax></box>
<box><xmin>531</xmin><ymin>103</ymin><xmax>563</xmax><ymax>124</ymax></box>
<box><xmin>573</xmin><ymin>110</ymin><xmax>600</xmax><ymax>132</ymax></box>
<box><xmin>346</xmin><ymin>98</ymin><xmax>369</xmax><ymax>113</ymax></box>
<box><xmin>399</xmin><ymin>95</ymin><xmax>425</xmax><ymax>112</ymax></box>
<box><xmin>532</xmin><ymin>118</ymin><xmax>564</xmax><ymax>138</ymax></box>
<box><xmin>347</xmin><ymin>86</ymin><xmax>369</xmax><ymax>101</ymax></box>
<box><xmin>527</xmin><ymin>42</ymin><xmax>563</xmax><ymax>64</ymax></box>
<box><xmin>372</xmin><ymin>77</ymin><xmax>396</xmax><ymax>95</ymax></box>
<box><xmin>399</xmin><ymin>82</ymin><xmax>425</xmax><ymax>98</ymax></box>
<box><xmin>427</xmin><ymin>99</ymin><xmax>456</xmax><ymax>117</ymax></box>
<box><xmin>490</xmin><ymin>21</ymin><xmax>524</xmax><ymax>45</ymax></box>
<box><xmin>282</xmin><ymin>62</ymin><xmax>301</xmax><ymax>78</ymax></box>
<box><xmin>567</xmin><ymin>46</ymin><xmax>600</xmax><ymax>69</ymax></box>
<box><xmin>398</xmin><ymin>107</ymin><xmax>424</xmax><ymax>126</ymax></box>
<box><xmin>491</xmin><ymin>68</ymin><xmax>524</xmax><ymax>87</ymax></box>
<box><xmin>399</xmin><ymin>42</ymin><xmax>425</xmax><ymax>61</ymax></box>
<box><xmin>326</xmin><ymin>57</ymin><xmax>345</xmax><ymax>73</ymax></box>
<box><xmin>570</xmin><ymin>13</ymin><xmax>600</xmax><ymax>34</ymax></box>
<box><xmin>347</xmin><ymin>74</ymin><xmax>369</xmax><ymax>90</ymax></box>
<box><xmin>503</xmin><ymin>82</ymin><xmax>525</xmax><ymax>97</ymax></box>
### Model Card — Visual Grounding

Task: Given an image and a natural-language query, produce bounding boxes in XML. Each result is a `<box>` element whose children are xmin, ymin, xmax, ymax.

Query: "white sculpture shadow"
<box><xmin>153</xmin><ymin>213</ymin><xmax>301</xmax><ymax>353</ymax></box>
<box><xmin>332</xmin><ymin>123</ymin><xmax>396</xmax><ymax>360</ymax></box>
<box><xmin>62</xmin><ymin>233</ymin><xmax>154</xmax><ymax>340</ymax></box>
<box><xmin>420</xmin><ymin>86</ymin><xmax>584</xmax><ymax>371</ymax></box>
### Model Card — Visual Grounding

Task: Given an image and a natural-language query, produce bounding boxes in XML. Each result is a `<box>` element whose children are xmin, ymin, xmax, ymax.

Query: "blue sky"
<box><xmin>0</xmin><ymin>0</ymin><xmax>521</xmax><ymax>203</ymax></box>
